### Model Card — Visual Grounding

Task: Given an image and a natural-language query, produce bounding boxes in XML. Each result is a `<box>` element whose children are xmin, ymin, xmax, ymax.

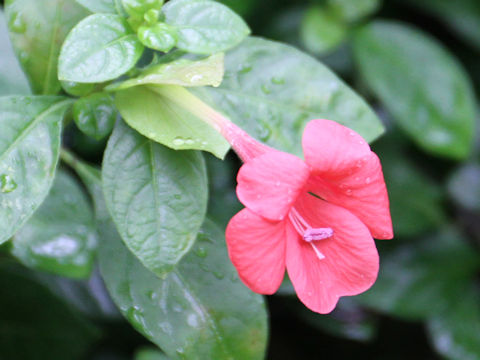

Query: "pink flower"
<box><xmin>223</xmin><ymin>119</ymin><xmax>393</xmax><ymax>314</ymax></box>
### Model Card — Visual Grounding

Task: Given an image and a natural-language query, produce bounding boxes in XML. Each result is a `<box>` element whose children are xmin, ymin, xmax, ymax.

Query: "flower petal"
<box><xmin>236</xmin><ymin>151</ymin><xmax>310</xmax><ymax>221</ymax></box>
<box><xmin>302</xmin><ymin>119</ymin><xmax>393</xmax><ymax>239</ymax></box>
<box><xmin>226</xmin><ymin>208</ymin><xmax>286</xmax><ymax>294</ymax></box>
<box><xmin>286</xmin><ymin>193</ymin><xmax>379</xmax><ymax>314</ymax></box>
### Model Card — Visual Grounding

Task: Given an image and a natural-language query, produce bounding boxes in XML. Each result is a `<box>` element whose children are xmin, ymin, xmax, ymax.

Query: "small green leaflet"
<box><xmin>58</xmin><ymin>14</ymin><xmax>144</xmax><ymax>83</ymax></box>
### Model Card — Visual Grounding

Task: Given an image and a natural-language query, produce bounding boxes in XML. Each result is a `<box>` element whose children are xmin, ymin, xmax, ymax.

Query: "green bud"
<box><xmin>122</xmin><ymin>0</ymin><xmax>163</xmax><ymax>18</ymax></box>
<box><xmin>137</xmin><ymin>23</ymin><xmax>178</xmax><ymax>52</ymax></box>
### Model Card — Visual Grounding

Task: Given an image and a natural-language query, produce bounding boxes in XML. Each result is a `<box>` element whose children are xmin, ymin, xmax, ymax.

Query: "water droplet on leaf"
<box><xmin>271</xmin><ymin>77</ymin><xmax>285</xmax><ymax>85</ymax></box>
<box><xmin>172</xmin><ymin>137</ymin><xmax>185</xmax><ymax>146</ymax></box>
<box><xmin>1</xmin><ymin>174</ymin><xmax>17</xmax><ymax>193</ymax></box>
<box><xmin>194</xmin><ymin>246</ymin><xmax>207</xmax><ymax>258</ymax></box>
<box><xmin>9</xmin><ymin>12</ymin><xmax>26</xmax><ymax>33</ymax></box>
<box><xmin>261</xmin><ymin>85</ymin><xmax>271</xmax><ymax>94</ymax></box>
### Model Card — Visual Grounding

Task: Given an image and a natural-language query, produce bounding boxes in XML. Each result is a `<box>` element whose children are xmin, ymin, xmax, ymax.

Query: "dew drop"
<box><xmin>345</xmin><ymin>189</ymin><xmax>353</xmax><ymax>196</ymax></box>
<box><xmin>185</xmin><ymin>138</ymin><xmax>195</xmax><ymax>145</ymax></box>
<box><xmin>239</xmin><ymin>64</ymin><xmax>252</xmax><ymax>74</ymax></box>
<box><xmin>194</xmin><ymin>246</ymin><xmax>207</xmax><ymax>258</ymax></box>
<box><xmin>172</xmin><ymin>137</ymin><xmax>185</xmax><ymax>146</ymax></box>
<box><xmin>213</xmin><ymin>271</ymin><xmax>224</xmax><ymax>280</ymax></box>
<box><xmin>275</xmin><ymin>181</ymin><xmax>281</xmax><ymax>187</ymax></box>
<box><xmin>271</xmin><ymin>77</ymin><xmax>285</xmax><ymax>85</ymax></box>
<box><xmin>365</xmin><ymin>177</ymin><xmax>371</xmax><ymax>184</ymax></box>
<box><xmin>1</xmin><ymin>174</ymin><xmax>17</xmax><ymax>193</ymax></box>
<box><xmin>9</xmin><ymin>12</ymin><xmax>26</xmax><ymax>33</ymax></box>
<box><xmin>261</xmin><ymin>84</ymin><xmax>271</xmax><ymax>94</ymax></box>
<box><xmin>187</xmin><ymin>313</ymin><xmax>199</xmax><ymax>327</ymax></box>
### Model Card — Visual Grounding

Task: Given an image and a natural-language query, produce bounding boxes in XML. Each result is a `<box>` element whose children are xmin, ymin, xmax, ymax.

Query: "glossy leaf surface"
<box><xmin>353</xmin><ymin>21</ymin><xmax>476</xmax><ymax>159</ymax></box>
<box><xmin>427</xmin><ymin>286</ymin><xmax>480</xmax><ymax>360</ymax></box>
<box><xmin>58</xmin><ymin>14</ymin><xmax>144</xmax><ymax>82</ymax></box>
<box><xmin>358</xmin><ymin>227</ymin><xmax>480</xmax><ymax>320</ymax></box>
<box><xmin>98</xmin><ymin>217</ymin><xmax>267</xmax><ymax>360</ymax></box>
<box><xmin>115</xmin><ymin>86</ymin><xmax>229</xmax><ymax>158</ymax></box>
<box><xmin>163</xmin><ymin>0</ymin><xmax>250</xmax><ymax>54</ymax></box>
<box><xmin>102</xmin><ymin>120</ymin><xmax>208</xmax><ymax>276</ymax></box>
<box><xmin>0</xmin><ymin>96</ymin><xmax>71</xmax><ymax>244</ymax></box>
<box><xmin>109</xmin><ymin>53</ymin><xmax>224</xmax><ymax>90</ymax></box>
<box><xmin>76</xmin><ymin>0</ymin><xmax>121</xmax><ymax>13</ymax></box>
<box><xmin>196</xmin><ymin>37</ymin><xmax>384</xmax><ymax>156</ymax></box>
<box><xmin>0</xmin><ymin>10</ymin><xmax>29</xmax><ymax>95</ymax></box>
<box><xmin>11</xmin><ymin>170</ymin><xmax>97</xmax><ymax>278</ymax></box>
<box><xmin>5</xmin><ymin>0</ymin><xmax>88</xmax><ymax>94</ymax></box>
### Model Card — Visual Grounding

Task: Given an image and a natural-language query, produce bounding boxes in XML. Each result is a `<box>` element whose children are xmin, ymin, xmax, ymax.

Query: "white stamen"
<box><xmin>288</xmin><ymin>208</ymin><xmax>334</xmax><ymax>261</ymax></box>
<box><xmin>310</xmin><ymin>243</ymin><xmax>325</xmax><ymax>260</ymax></box>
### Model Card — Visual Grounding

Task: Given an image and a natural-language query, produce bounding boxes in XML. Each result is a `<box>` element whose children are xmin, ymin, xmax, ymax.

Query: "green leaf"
<box><xmin>0</xmin><ymin>263</ymin><xmax>98</xmax><ymax>359</ymax></box>
<box><xmin>0</xmin><ymin>10</ymin><xmax>30</xmax><ymax>95</ymax></box>
<box><xmin>5</xmin><ymin>0</ymin><xmax>88</xmax><ymax>94</ymax></box>
<box><xmin>110</xmin><ymin>53</ymin><xmax>224</xmax><ymax>90</ymax></box>
<box><xmin>122</xmin><ymin>0</ymin><xmax>163</xmax><ymax>18</ymax></box>
<box><xmin>115</xmin><ymin>86</ymin><xmax>229</xmax><ymax>158</ymax></box>
<box><xmin>300</xmin><ymin>6</ymin><xmax>347</xmax><ymax>55</ymax></box>
<box><xmin>137</xmin><ymin>22</ymin><xmax>178</xmax><ymax>52</ymax></box>
<box><xmin>205</xmin><ymin>154</ymin><xmax>242</xmax><ymax>227</ymax></box>
<box><xmin>98</xmin><ymin>217</ymin><xmax>267</xmax><ymax>360</ymax></box>
<box><xmin>327</xmin><ymin>0</ymin><xmax>380</xmax><ymax>21</ymax></box>
<box><xmin>353</xmin><ymin>21</ymin><xmax>476</xmax><ymax>159</ymax></box>
<box><xmin>0</xmin><ymin>96</ymin><xmax>72</xmax><ymax>244</ymax></box>
<box><xmin>195</xmin><ymin>37</ymin><xmax>384</xmax><ymax>156</ymax></box>
<box><xmin>11</xmin><ymin>170</ymin><xmax>97</xmax><ymax>278</ymax></box>
<box><xmin>403</xmin><ymin>0</ymin><xmax>480</xmax><ymax>50</ymax></box>
<box><xmin>358</xmin><ymin>227</ymin><xmax>480</xmax><ymax>320</ymax></box>
<box><xmin>375</xmin><ymin>134</ymin><xmax>446</xmax><ymax>237</ymax></box>
<box><xmin>135</xmin><ymin>348</ymin><xmax>170</xmax><ymax>360</ymax></box>
<box><xmin>58</xmin><ymin>14</ymin><xmax>144</xmax><ymax>83</ymax></box>
<box><xmin>427</xmin><ymin>285</ymin><xmax>480</xmax><ymax>360</ymax></box>
<box><xmin>76</xmin><ymin>0</ymin><xmax>123</xmax><ymax>13</ymax></box>
<box><xmin>448</xmin><ymin>163</ymin><xmax>480</xmax><ymax>211</ymax></box>
<box><xmin>61</xmin><ymin>81</ymin><xmax>96</xmax><ymax>97</ymax></box>
<box><xmin>102</xmin><ymin>120</ymin><xmax>208</xmax><ymax>276</ymax></box>
<box><xmin>73</xmin><ymin>92</ymin><xmax>117</xmax><ymax>140</ymax></box>
<box><xmin>60</xmin><ymin>150</ymin><xmax>110</xmax><ymax>222</ymax></box>
<box><xmin>163</xmin><ymin>0</ymin><xmax>250</xmax><ymax>54</ymax></box>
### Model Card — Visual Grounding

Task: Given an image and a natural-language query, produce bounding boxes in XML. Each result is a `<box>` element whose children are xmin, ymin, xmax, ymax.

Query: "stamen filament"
<box><xmin>288</xmin><ymin>208</ymin><xmax>334</xmax><ymax>261</ymax></box>
<box><xmin>310</xmin><ymin>243</ymin><xmax>326</xmax><ymax>260</ymax></box>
